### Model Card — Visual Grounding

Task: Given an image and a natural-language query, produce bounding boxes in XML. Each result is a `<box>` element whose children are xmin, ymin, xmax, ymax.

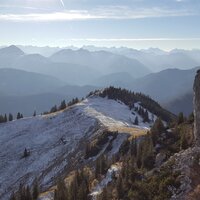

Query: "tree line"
<box><xmin>9</xmin><ymin>114</ymin><xmax>194</xmax><ymax>200</ymax></box>
<box><xmin>10</xmin><ymin>179</ymin><xmax>39</xmax><ymax>200</ymax></box>
<box><xmin>0</xmin><ymin>113</ymin><xmax>23</xmax><ymax>123</ymax></box>
<box><xmin>98</xmin><ymin>86</ymin><xmax>175</xmax><ymax>122</ymax></box>
<box><xmin>0</xmin><ymin>98</ymin><xmax>80</xmax><ymax>124</ymax></box>
<box><xmin>44</xmin><ymin>98</ymin><xmax>79</xmax><ymax>115</ymax></box>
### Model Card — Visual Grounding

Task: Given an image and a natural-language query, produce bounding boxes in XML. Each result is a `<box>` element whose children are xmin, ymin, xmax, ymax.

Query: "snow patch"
<box><xmin>0</xmin><ymin>96</ymin><xmax>154</xmax><ymax>199</ymax></box>
<box><xmin>90</xmin><ymin>164</ymin><xmax>120</xmax><ymax>199</ymax></box>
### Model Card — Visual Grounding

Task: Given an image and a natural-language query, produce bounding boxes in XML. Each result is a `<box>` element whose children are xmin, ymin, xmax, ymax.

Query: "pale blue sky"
<box><xmin>0</xmin><ymin>0</ymin><xmax>200</xmax><ymax>50</ymax></box>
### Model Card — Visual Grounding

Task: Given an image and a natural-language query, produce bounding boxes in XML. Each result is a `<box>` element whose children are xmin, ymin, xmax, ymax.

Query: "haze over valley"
<box><xmin>0</xmin><ymin>45</ymin><xmax>199</xmax><ymax>116</ymax></box>
<box><xmin>1</xmin><ymin>0</ymin><xmax>200</xmax><ymax>199</ymax></box>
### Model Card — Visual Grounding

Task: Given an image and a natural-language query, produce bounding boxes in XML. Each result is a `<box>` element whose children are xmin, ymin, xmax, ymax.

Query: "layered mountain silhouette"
<box><xmin>0</xmin><ymin>68</ymin><xmax>65</xmax><ymax>96</ymax></box>
<box><xmin>0</xmin><ymin>45</ymin><xmax>199</xmax><ymax>116</ymax></box>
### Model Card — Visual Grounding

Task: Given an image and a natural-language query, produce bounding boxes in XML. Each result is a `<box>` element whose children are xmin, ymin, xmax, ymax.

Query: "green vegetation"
<box><xmin>10</xmin><ymin>114</ymin><xmax>194</xmax><ymax>200</ymax></box>
<box><xmin>54</xmin><ymin>169</ymin><xmax>90</xmax><ymax>200</ymax></box>
<box><xmin>9</xmin><ymin>89</ymin><xmax>195</xmax><ymax>200</ymax></box>
<box><xmin>10</xmin><ymin>180</ymin><xmax>39</xmax><ymax>200</ymax></box>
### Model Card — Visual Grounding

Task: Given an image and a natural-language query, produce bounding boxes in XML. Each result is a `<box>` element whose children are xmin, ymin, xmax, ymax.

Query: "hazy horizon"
<box><xmin>1</xmin><ymin>44</ymin><xmax>200</xmax><ymax>52</ymax></box>
<box><xmin>1</xmin><ymin>1</ymin><xmax>200</xmax><ymax>200</ymax></box>
<box><xmin>0</xmin><ymin>0</ymin><xmax>200</xmax><ymax>50</ymax></box>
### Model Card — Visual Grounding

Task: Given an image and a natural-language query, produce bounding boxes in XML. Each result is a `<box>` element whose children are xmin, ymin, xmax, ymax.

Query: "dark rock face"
<box><xmin>194</xmin><ymin>70</ymin><xmax>200</xmax><ymax>145</ymax></box>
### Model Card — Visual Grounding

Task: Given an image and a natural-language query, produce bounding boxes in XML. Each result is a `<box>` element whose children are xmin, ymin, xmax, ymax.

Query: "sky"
<box><xmin>0</xmin><ymin>0</ymin><xmax>200</xmax><ymax>50</ymax></box>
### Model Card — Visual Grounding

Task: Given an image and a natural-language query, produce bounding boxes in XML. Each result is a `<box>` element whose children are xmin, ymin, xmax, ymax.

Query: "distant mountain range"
<box><xmin>91</xmin><ymin>72</ymin><xmax>134</xmax><ymax>87</ymax></box>
<box><xmin>50</xmin><ymin>48</ymin><xmax>151</xmax><ymax>79</ymax></box>
<box><xmin>165</xmin><ymin>92</ymin><xmax>193</xmax><ymax>116</ymax></box>
<box><xmin>0</xmin><ymin>46</ymin><xmax>151</xmax><ymax>85</ymax></box>
<box><xmin>130</xmin><ymin>67</ymin><xmax>199</xmax><ymax>115</ymax></box>
<box><xmin>0</xmin><ymin>67</ymin><xmax>98</xmax><ymax>116</ymax></box>
<box><xmin>82</xmin><ymin>46</ymin><xmax>200</xmax><ymax>72</ymax></box>
<box><xmin>91</xmin><ymin>67</ymin><xmax>199</xmax><ymax>115</ymax></box>
<box><xmin>2</xmin><ymin>45</ymin><xmax>200</xmax><ymax>73</ymax></box>
<box><xmin>0</xmin><ymin>45</ymin><xmax>199</xmax><ymax>116</ymax></box>
<box><xmin>0</xmin><ymin>68</ymin><xmax>65</xmax><ymax>96</ymax></box>
<box><xmin>0</xmin><ymin>45</ymin><xmax>24</xmax><ymax>67</ymax></box>
<box><xmin>0</xmin><ymin>85</ymin><xmax>98</xmax><ymax>117</ymax></box>
<box><xmin>17</xmin><ymin>45</ymin><xmax>68</xmax><ymax>57</ymax></box>
<box><xmin>130</xmin><ymin>67</ymin><xmax>199</xmax><ymax>103</ymax></box>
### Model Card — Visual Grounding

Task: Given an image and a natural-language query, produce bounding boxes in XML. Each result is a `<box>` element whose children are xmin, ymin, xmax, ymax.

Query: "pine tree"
<box><xmin>9</xmin><ymin>113</ymin><xmax>13</xmax><ymax>121</ymax></box>
<box><xmin>17</xmin><ymin>112</ymin><xmax>21</xmax><ymax>120</ymax></box>
<box><xmin>59</xmin><ymin>100</ymin><xmax>67</xmax><ymax>110</ymax></box>
<box><xmin>26</xmin><ymin>186</ymin><xmax>33</xmax><ymax>200</ymax></box>
<box><xmin>71</xmin><ymin>175</ymin><xmax>78</xmax><ymax>200</ymax></box>
<box><xmin>151</xmin><ymin>117</ymin><xmax>165</xmax><ymax>144</ymax></box>
<box><xmin>177</xmin><ymin>112</ymin><xmax>184</xmax><ymax>124</ymax></box>
<box><xmin>32</xmin><ymin>178</ymin><xmax>39</xmax><ymax>200</ymax></box>
<box><xmin>0</xmin><ymin>115</ymin><xmax>4</xmax><ymax>123</ymax></box>
<box><xmin>68</xmin><ymin>98</ymin><xmax>79</xmax><ymax>107</ymax></box>
<box><xmin>23</xmin><ymin>148</ymin><xmax>29</xmax><ymax>158</ymax></box>
<box><xmin>19</xmin><ymin>183</ymin><xmax>26</xmax><ymax>200</ymax></box>
<box><xmin>130</xmin><ymin>138</ymin><xmax>137</xmax><ymax>157</ymax></box>
<box><xmin>134</xmin><ymin>116</ymin><xmax>139</xmax><ymax>125</ymax></box>
<box><xmin>50</xmin><ymin>105</ymin><xmax>57</xmax><ymax>113</ymax></box>
<box><xmin>4</xmin><ymin>114</ymin><xmax>7</xmax><ymax>122</ymax></box>
<box><xmin>54</xmin><ymin>178</ymin><xmax>68</xmax><ymax>200</ymax></box>
<box><xmin>143</xmin><ymin>110</ymin><xmax>149</xmax><ymax>123</ymax></box>
<box><xmin>141</xmin><ymin>133</ymin><xmax>154</xmax><ymax>169</ymax></box>
<box><xmin>33</xmin><ymin>111</ymin><xmax>36</xmax><ymax>117</ymax></box>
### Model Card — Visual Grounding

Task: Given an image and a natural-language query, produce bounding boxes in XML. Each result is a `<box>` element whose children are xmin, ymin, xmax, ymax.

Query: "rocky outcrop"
<box><xmin>194</xmin><ymin>70</ymin><xmax>200</xmax><ymax>146</ymax></box>
<box><xmin>169</xmin><ymin>146</ymin><xmax>200</xmax><ymax>200</ymax></box>
<box><xmin>155</xmin><ymin>152</ymin><xmax>166</xmax><ymax>167</ymax></box>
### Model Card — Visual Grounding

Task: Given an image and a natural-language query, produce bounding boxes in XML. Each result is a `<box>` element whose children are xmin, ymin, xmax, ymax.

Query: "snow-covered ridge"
<box><xmin>80</xmin><ymin>97</ymin><xmax>155</xmax><ymax>129</ymax></box>
<box><xmin>0</xmin><ymin>96</ymin><xmax>154</xmax><ymax>199</ymax></box>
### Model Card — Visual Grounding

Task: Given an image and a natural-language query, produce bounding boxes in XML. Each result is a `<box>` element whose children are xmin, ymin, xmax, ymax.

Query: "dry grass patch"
<box><xmin>108</xmin><ymin>125</ymin><xmax>148</xmax><ymax>138</ymax></box>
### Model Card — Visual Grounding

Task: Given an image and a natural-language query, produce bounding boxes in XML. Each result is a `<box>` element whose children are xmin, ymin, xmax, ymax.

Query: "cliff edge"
<box><xmin>194</xmin><ymin>70</ymin><xmax>200</xmax><ymax>146</ymax></box>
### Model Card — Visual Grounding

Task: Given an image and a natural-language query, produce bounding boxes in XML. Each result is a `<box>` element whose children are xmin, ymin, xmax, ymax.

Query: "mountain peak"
<box><xmin>0</xmin><ymin>45</ymin><xmax>24</xmax><ymax>56</ymax></box>
<box><xmin>78</xmin><ymin>48</ymin><xmax>90</xmax><ymax>53</ymax></box>
<box><xmin>53</xmin><ymin>48</ymin><xmax>90</xmax><ymax>56</ymax></box>
<box><xmin>141</xmin><ymin>48</ymin><xmax>167</xmax><ymax>55</ymax></box>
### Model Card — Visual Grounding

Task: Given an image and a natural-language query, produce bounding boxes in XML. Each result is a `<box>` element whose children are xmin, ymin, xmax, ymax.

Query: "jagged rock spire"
<box><xmin>194</xmin><ymin>69</ymin><xmax>200</xmax><ymax>146</ymax></box>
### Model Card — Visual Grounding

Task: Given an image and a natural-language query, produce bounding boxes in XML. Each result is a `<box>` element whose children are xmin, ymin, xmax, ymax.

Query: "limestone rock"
<box><xmin>194</xmin><ymin>70</ymin><xmax>200</xmax><ymax>146</ymax></box>
<box><xmin>155</xmin><ymin>152</ymin><xmax>166</xmax><ymax>167</ymax></box>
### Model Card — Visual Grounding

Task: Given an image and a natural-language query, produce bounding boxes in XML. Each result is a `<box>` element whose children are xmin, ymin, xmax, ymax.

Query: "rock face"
<box><xmin>194</xmin><ymin>70</ymin><xmax>200</xmax><ymax>146</ymax></box>
<box><xmin>155</xmin><ymin>152</ymin><xmax>166</xmax><ymax>167</ymax></box>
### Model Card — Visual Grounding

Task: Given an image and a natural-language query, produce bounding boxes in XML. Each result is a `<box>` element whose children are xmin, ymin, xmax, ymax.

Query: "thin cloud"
<box><xmin>0</xmin><ymin>4</ymin><xmax>51</xmax><ymax>11</ymax></box>
<box><xmin>60</xmin><ymin>38</ymin><xmax>200</xmax><ymax>42</ymax></box>
<box><xmin>0</xmin><ymin>11</ymin><xmax>100</xmax><ymax>21</ymax></box>
<box><xmin>60</xmin><ymin>0</ymin><xmax>65</xmax><ymax>8</ymax></box>
<box><xmin>0</xmin><ymin>6</ymin><xmax>197</xmax><ymax>22</ymax></box>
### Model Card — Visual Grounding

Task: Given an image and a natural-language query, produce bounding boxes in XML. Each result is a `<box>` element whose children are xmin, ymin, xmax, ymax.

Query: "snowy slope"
<box><xmin>90</xmin><ymin>164</ymin><xmax>121</xmax><ymax>199</ymax></box>
<box><xmin>80</xmin><ymin>97</ymin><xmax>155</xmax><ymax>129</ymax></box>
<box><xmin>0</xmin><ymin>96</ymin><xmax>152</xmax><ymax>199</ymax></box>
